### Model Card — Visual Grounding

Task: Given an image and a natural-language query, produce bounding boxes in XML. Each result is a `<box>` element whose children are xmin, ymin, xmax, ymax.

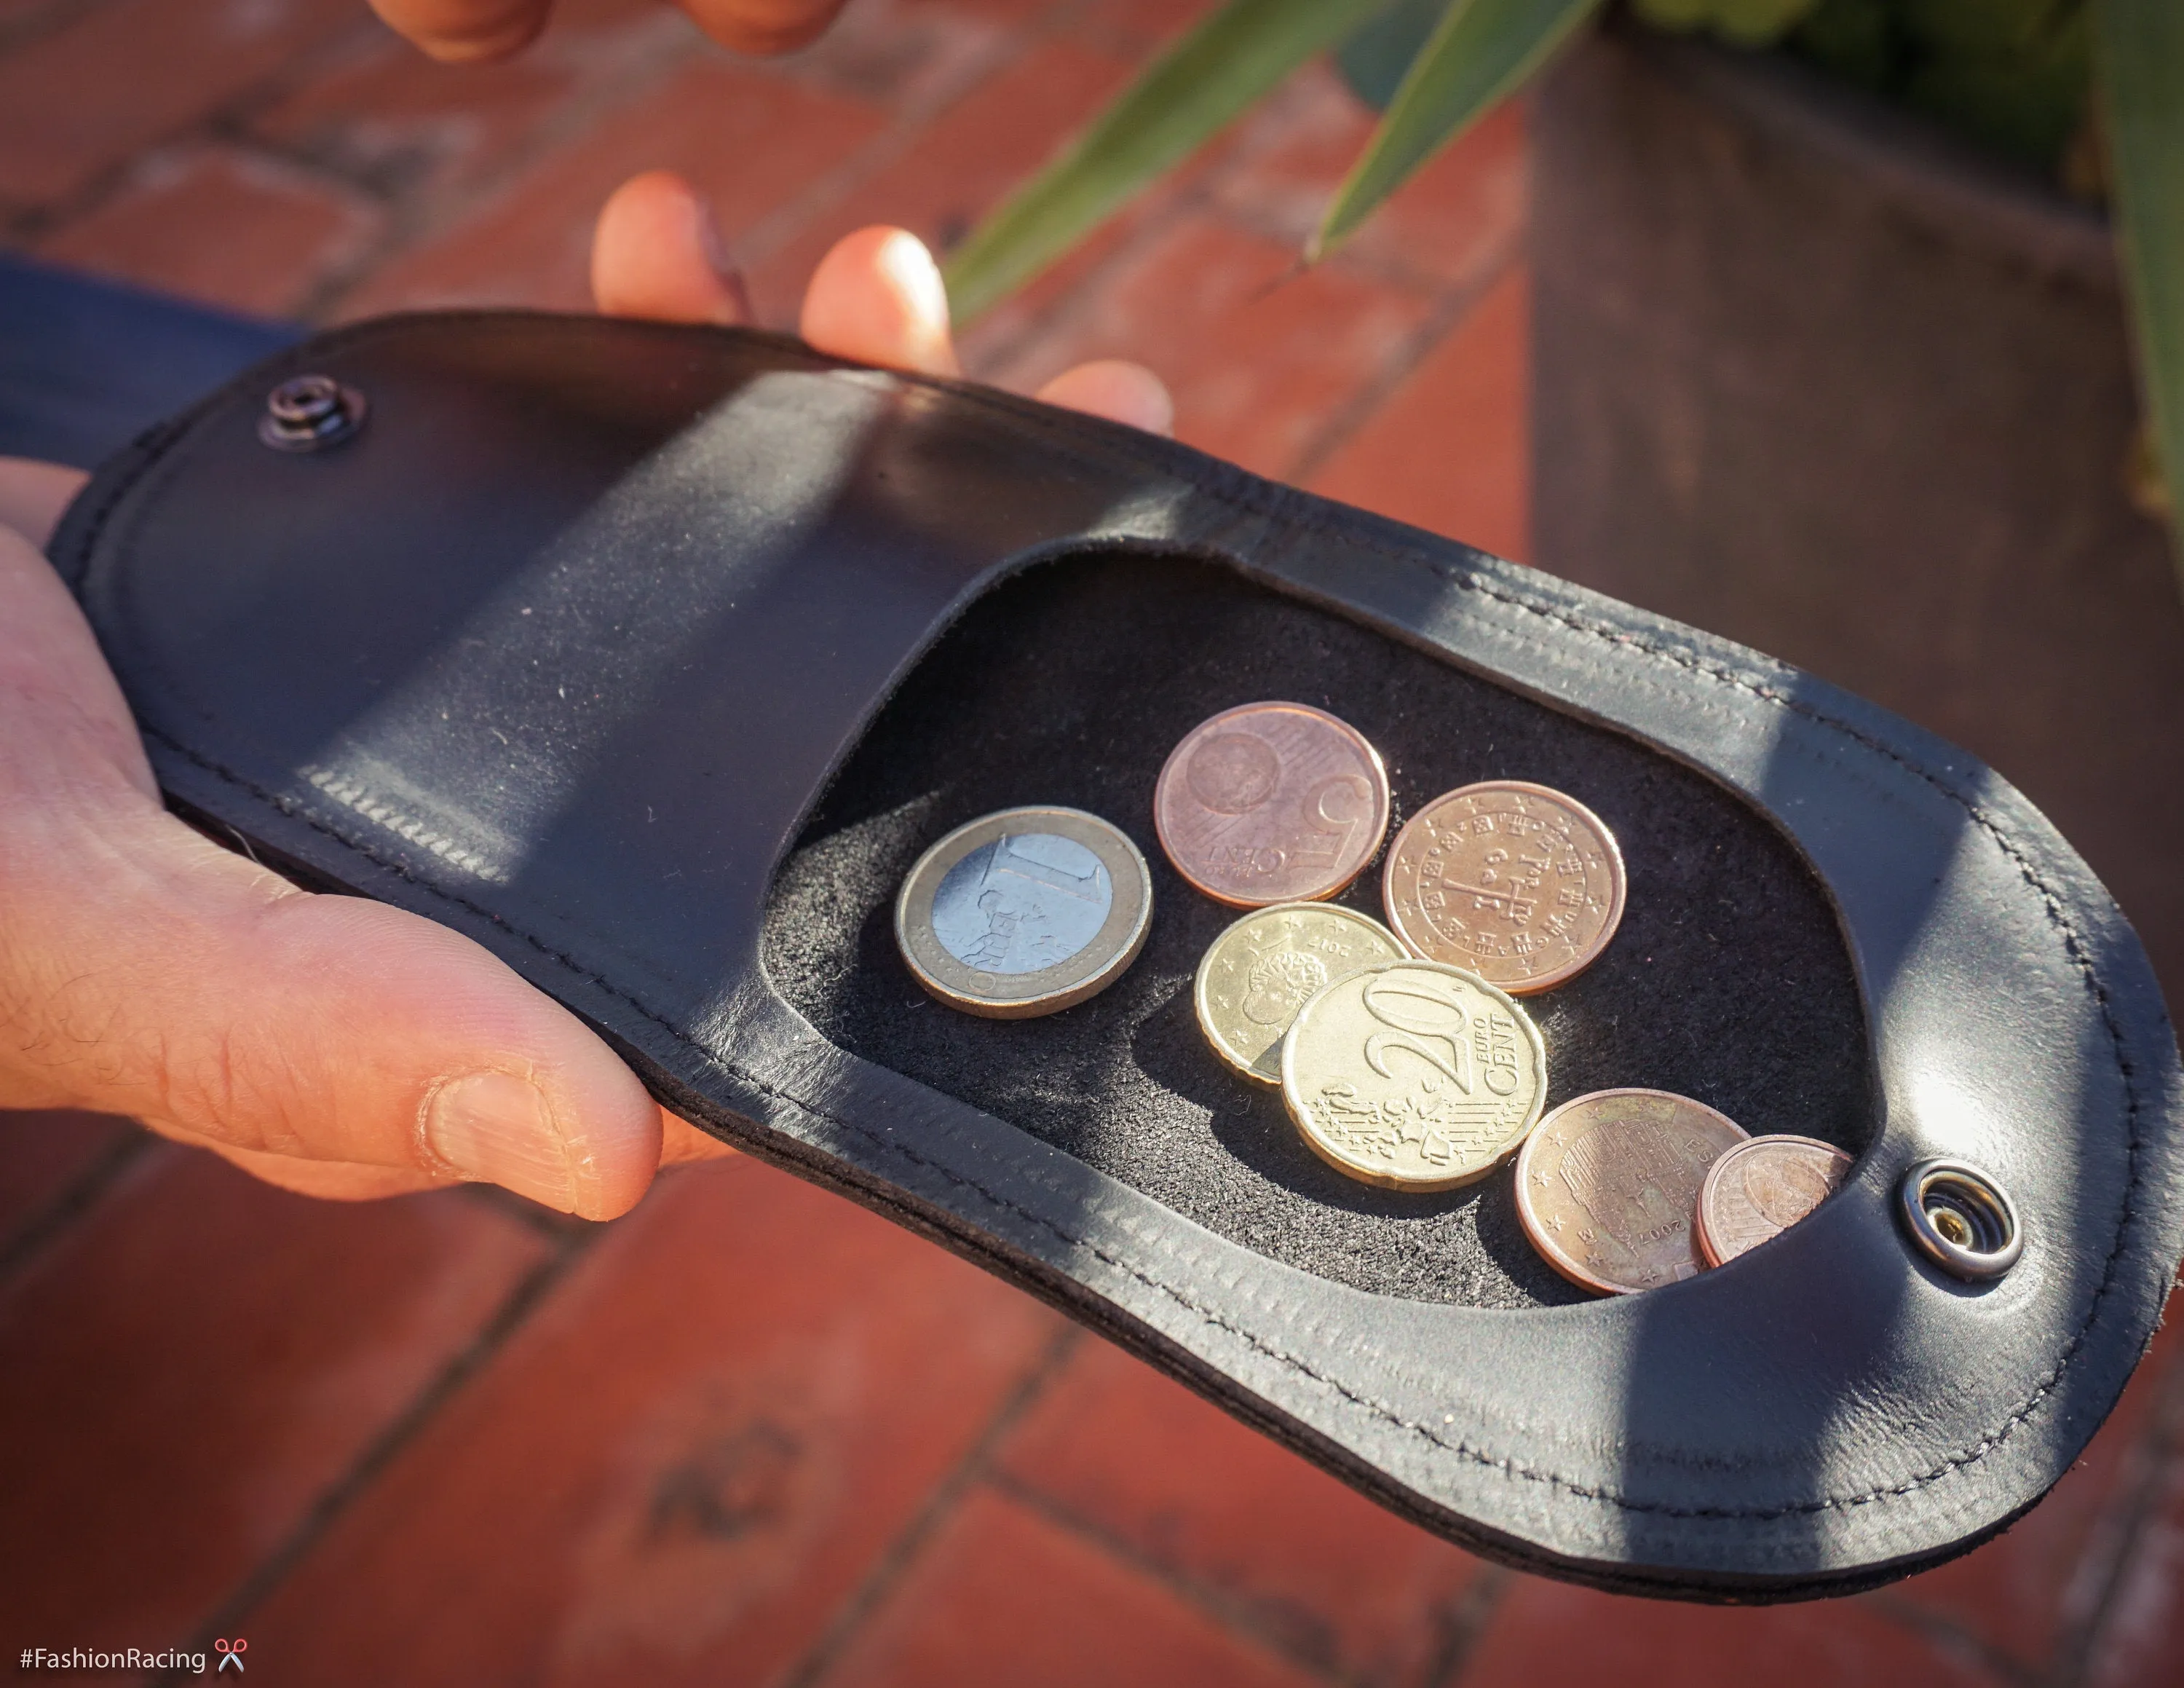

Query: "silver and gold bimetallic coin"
<box><xmin>895</xmin><ymin>807</ymin><xmax>1152</xmax><ymax>1019</ymax></box>
<box><xmin>1280</xmin><ymin>959</ymin><xmax>1547</xmax><ymax>1191</ymax></box>
<box><xmin>1382</xmin><ymin>780</ymin><xmax>1626</xmax><ymax>995</ymax></box>
<box><xmin>1514</xmin><ymin>1089</ymin><xmax>1748</xmax><ymax>1295</ymax></box>
<box><xmin>1194</xmin><ymin>902</ymin><xmax>1408</xmax><ymax>1084</ymax></box>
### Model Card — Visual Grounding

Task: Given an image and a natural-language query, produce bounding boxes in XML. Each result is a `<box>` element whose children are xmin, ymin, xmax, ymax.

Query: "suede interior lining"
<box><xmin>762</xmin><ymin>553</ymin><xmax>1873</xmax><ymax>1309</ymax></box>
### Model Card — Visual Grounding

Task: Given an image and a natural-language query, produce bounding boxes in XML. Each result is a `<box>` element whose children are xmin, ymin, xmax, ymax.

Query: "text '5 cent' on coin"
<box><xmin>1281</xmin><ymin>960</ymin><xmax>1547</xmax><ymax>1191</ymax></box>
<box><xmin>1155</xmin><ymin>702</ymin><xmax>1390</xmax><ymax>907</ymax></box>
<box><xmin>895</xmin><ymin>807</ymin><xmax>1152</xmax><ymax>1019</ymax></box>
<box><xmin>1515</xmin><ymin>1090</ymin><xmax>1747</xmax><ymax>1295</ymax></box>
<box><xmin>1195</xmin><ymin>902</ymin><xmax>1408</xmax><ymax>1084</ymax></box>
<box><xmin>1384</xmin><ymin>781</ymin><xmax>1625</xmax><ymax>995</ymax></box>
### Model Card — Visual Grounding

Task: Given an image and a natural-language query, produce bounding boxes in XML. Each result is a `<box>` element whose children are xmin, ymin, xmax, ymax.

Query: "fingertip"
<box><xmin>593</xmin><ymin>170</ymin><xmax>751</xmax><ymax>326</ymax></box>
<box><xmin>1034</xmin><ymin>360</ymin><xmax>1176</xmax><ymax>436</ymax></box>
<box><xmin>802</xmin><ymin>226</ymin><xmax>960</xmax><ymax>377</ymax></box>
<box><xmin>368</xmin><ymin>0</ymin><xmax>547</xmax><ymax>63</ymax></box>
<box><xmin>678</xmin><ymin>0</ymin><xmax>853</xmax><ymax>55</ymax></box>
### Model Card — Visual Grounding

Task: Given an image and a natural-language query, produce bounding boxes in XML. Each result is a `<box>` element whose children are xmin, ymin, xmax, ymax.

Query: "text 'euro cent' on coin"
<box><xmin>1384</xmin><ymin>781</ymin><xmax>1626</xmax><ymax>995</ymax></box>
<box><xmin>1194</xmin><ymin>902</ymin><xmax>1409</xmax><ymax>1085</ymax></box>
<box><xmin>1281</xmin><ymin>960</ymin><xmax>1547</xmax><ymax>1191</ymax></box>
<box><xmin>895</xmin><ymin>807</ymin><xmax>1152</xmax><ymax>1018</ymax></box>
<box><xmin>1696</xmin><ymin>1134</ymin><xmax>1854</xmax><ymax>1267</ymax></box>
<box><xmin>1155</xmin><ymin>702</ymin><xmax>1390</xmax><ymax>907</ymax></box>
<box><xmin>1514</xmin><ymin>1090</ymin><xmax>1748</xmax><ymax>1295</ymax></box>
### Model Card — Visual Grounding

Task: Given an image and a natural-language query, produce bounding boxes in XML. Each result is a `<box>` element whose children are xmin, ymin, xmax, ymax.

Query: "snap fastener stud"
<box><xmin>1899</xmin><ymin>1159</ymin><xmax>2022</xmax><ymax>1281</ymax></box>
<box><xmin>258</xmin><ymin>374</ymin><xmax>366</xmax><ymax>451</ymax></box>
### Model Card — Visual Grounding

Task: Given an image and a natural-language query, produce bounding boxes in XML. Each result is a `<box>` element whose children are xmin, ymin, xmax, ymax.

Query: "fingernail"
<box><xmin>423</xmin><ymin>1072</ymin><xmax>577</xmax><ymax>1212</ymax></box>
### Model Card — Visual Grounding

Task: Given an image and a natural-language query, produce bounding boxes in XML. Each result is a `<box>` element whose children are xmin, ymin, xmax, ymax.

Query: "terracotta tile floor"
<box><xmin>3</xmin><ymin>2</ymin><xmax>2180</xmax><ymax>1682</ymax></box>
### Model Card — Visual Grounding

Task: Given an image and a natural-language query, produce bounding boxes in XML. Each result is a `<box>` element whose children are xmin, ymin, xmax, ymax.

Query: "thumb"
<box><xmin>3</xmin><ymin>532</ymin><xmax>662</xmax><ymax>1218</ymax></box>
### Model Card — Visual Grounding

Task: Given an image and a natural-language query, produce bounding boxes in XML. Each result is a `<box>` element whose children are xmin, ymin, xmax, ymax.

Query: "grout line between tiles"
<box><xmin>0</xmin><ymin>1124</ymin><xmax>153</xmax><ymax>1284</ymax></box>
<box><xmin>150</xmin><ymin>1215</ymin><xmax>605</xmax><ymax>1687</ymax></box>
<box><xmin>984</xmin><ymin>1466</ymin><xmax>1361</xmax><ymax>1687</ymax></box>
<box><xmin>778</xmin><ymin>1319</ymin><xmax>1085</xmax><ymax>1688</ymax></box>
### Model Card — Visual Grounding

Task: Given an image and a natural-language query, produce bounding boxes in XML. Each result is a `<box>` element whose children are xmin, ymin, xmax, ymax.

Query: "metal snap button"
<box><xmin>1899</xmin><ymin>1159</ymin><xmax>2022</xmax><ymax>1281</ymax></box>
<box><xmin>258</xmin><ymin>374</ymin><xmax>367</xmax><ymax>451</ymax></box>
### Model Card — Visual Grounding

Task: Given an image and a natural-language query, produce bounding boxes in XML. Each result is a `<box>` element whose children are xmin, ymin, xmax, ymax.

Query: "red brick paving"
<box><xmin>994</xmin><ymin>1336</ymin><xmax>1485</xmax><ymax>1687</ymax></box>
<box><xmin>0</xmin><ymin>1108</ymin><xmax>136</xmax><ymax>1248</ymax></box>
<box><xmin>0</xmin><ymin>1141</ymin><xmax>550</xmax><ymax>1656</ymax></box>
<box><xmin>5</xmin><ymin>1</ymin><xmax>2183</xmax><ymax>1682</ymax></box>
<box><xmin>821</xmin><ymin>1487</ymin><xmax>1325</xmax><ymax>1688</ymax></box>
<box><xmin>37</xmin><ymin>143</ymin><xmax>382</xmax><ymax>316</ymax></box>
<box><xmin>235</xmin><ymin>1157</ymin><xmax>1059</xmax><ymax>1686</ymax></box>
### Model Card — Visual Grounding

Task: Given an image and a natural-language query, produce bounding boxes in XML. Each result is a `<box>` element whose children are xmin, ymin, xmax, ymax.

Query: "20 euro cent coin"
<box><xmin>1280</xmin><ymin>959</ymin><xmax>1547</xmax><ymax>1190</ymax></box>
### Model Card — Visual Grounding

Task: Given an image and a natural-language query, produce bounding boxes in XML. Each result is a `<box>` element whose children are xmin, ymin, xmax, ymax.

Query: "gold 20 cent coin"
<box><xmin>1696</xmin><ymin>1135</ymin><xmax>1854</xmax><ymax>1267</ymax></box>
<box><xmin>1514</xmin><ymin>1089</ymin><xmax>1748</xmax><ymax>1295</ymax></box>
<box><xmin>1281</xmin><ymin>959</ymin><xmax>1547</xmax><ymax>1191</ymax></box>
<box><xmin>1382</xmin><ymin>781</ymin><xmax>1626</xmax><ymax>995</ymax></box>
<box><xmin>1194</xmin><ymin>902</ymin><xmax>1408</xmax><ymax>1084</ymax></box>
<box><xmin>895</xmin><ymin>807</ymin><xmax>1152</xmax><ymax>1019</ymax></box>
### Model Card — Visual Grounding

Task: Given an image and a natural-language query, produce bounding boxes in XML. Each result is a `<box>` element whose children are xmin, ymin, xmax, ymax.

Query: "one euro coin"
<box><xmin>895</xmin><ymin>807</ymin><xmax>1152</xmax><ymax>1018</ymax></box>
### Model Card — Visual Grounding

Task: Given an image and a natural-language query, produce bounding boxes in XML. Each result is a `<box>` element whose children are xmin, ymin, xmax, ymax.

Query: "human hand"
<box><xmin>368</xmin><ymin>0</ymin><xmax>851</xmax><ymax>61</ymax></box>
<box><xmin>0</xmin><ymin>173</ymin><xmax>1168</xmax><ymax>1214</ymax></box>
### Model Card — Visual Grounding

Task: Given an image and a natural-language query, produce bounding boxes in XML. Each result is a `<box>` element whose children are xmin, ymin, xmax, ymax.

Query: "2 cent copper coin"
<box><xmin>1514</xmin><ymin>1089</ymin><xmax>1748</xmax><ymax>1295</ymax></box>
<box><xmin>1382</xmin><ymin>781</ymin><xmax>1625</xmax><ymax>995</ymax></box>
<box><xmin>1696</xmin><ymin>1135</ymin><xmax>1854</xmax><ymax>1267</ymax></box>
<box><xmin>1154</xmin><ymin>703</ymin><xmax>1390</xmax><ymax>907</ymax></box>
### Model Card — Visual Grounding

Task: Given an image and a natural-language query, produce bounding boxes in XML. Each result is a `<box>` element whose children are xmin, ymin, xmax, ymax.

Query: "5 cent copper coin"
<box><xmin>1194</xmin><ymin>902</ymin><xmax>1408</xmax><ymax>1084</ymax></box>
<box><xmin>1281</xmin><ymin>959</ymin><xmax>1547</xmax><ymax>1191</ymax></box>
<box><xmin>895</xmin><ymin>807</ymin><xmax>1152</xmax><ymax>1018</ymax></box>
<box><xmin>1155</xmin><ymin>702</ymin><xmax>1390</xmax><ymax>907</ymax></box>
<box><xmin>1382</xmin><ymin>781</ymin><xmax>1625</xmax><ymax>995</ymax></box>
<box><xmin>1514</xmin><ymin>1089</ymin><xmax>1747</xmax><ymax>1295</ymax></box>
<box><xmin>1696</xmin><ymin>1135</ymin><xmax>1854</xmax><ymax>1267</ymax></box>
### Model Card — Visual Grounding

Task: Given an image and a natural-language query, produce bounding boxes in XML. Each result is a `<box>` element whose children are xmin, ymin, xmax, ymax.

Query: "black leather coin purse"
<box><xmin>50</xmin><ymin>313</ymin><xmax>2184</xmax><ymax>1601</ymax></box>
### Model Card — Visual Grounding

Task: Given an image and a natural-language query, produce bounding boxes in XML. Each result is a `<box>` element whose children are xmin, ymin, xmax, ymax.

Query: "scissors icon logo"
<box><xmin>215</xmin><ymin>1638</ymin><xmax>247</xmax><ymax>1673</ymax></box>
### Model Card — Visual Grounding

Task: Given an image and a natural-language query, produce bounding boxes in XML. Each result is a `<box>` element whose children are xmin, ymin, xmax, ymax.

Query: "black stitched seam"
<box><xmin>79</xmin><ymin>315</ymin><xmax>2150</xmax><ymax>1525</ymax></box>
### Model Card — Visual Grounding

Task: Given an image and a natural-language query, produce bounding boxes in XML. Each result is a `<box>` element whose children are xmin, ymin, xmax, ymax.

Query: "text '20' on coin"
<box><xmin>1383</xmin><ymin>781</ymin><xmax>1626</xmax><ymax>995</ymax></box>
<box><xmin>1514</xmin><ymin>1089</ymin><xmax>1748</xmax><ymax>1295</ymax></box>
<box><xmin>1155</xmin><ymin>702</ymin><xmax>1390</xmax><ymax>907</ymax></box>
<box><xmin>1195</xmin><ymin>903</ymin><xmax>1408</xmax><ymax>1085</ymax></box>
<box><xmin>1696</xmin><ymin>1135</ymin><xmax>1854</xmax><ymax>1267</ymax></box>
<box><xmin>1281</xmin><ymin>960</ymin><xmax>1546</xmax><ymax>1191</ymax></box>
<box><xmin>895</xmin><ymin>807</ymin><xmax>1152</xmax><ymax>1019</ymax></box>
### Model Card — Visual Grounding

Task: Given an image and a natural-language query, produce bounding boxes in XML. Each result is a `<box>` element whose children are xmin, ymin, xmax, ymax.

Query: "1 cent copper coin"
<box><xmin>1514</xmin><ymin>1089</ymin><xmax>1748</xmax><ymax>1295</ymax></box>
<box><xmin>1154</xmin><ymin>702</ymin><xmax>1390</xmax><ymax>907</ymax></box>
<box><xmin>1382</xmin><ymin>781</ymin><xmax>1625</xmax><ymax>995</ymax></box>
<box><xmin>1696</xmin><ymin>1135</ymin><xmax>1854</xmax><ymax>1267</ymax></box>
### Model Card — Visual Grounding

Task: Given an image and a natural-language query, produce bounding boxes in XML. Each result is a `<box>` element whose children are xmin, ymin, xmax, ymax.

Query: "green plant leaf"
<box><xmin>1315</xmin><ymin>0</ymin><xmax>1605</xmax><ymax>259</ymax></box>
<box><xmin>943</xmin><ymin>0</ymin><xmax>1385</xmax><ymax>324</ymax></box>
<box><xmin>2095</xmin><ymin>0</ymin><xmax>2184</xmax><ymax>559</ymax></box>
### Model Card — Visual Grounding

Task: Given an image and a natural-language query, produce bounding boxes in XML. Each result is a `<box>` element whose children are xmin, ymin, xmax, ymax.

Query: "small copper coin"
<box><xmin>1514</xmin><ymin>1089</ymin><xmax>1748</xmax><ymax>1295</ymax></box>
<box><xmin>1696</xmin><ymin>1135</ymin><xmax>1854</xmax><ymax>1267</ymax></box>
<box><xmin>1382</xmin><ymin>781</ymin><xmax>1625</xmax><ymax>995</ymax></box>
<box><xmin>1194</xmin><ymin>902</ymin><xmax>1409</xmax><ymax>1084</ymax></box>
<box><xmin>1154</xmin><ymin>702</ymin><xmax>1390</xmax><ymax>907</ymax></box>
